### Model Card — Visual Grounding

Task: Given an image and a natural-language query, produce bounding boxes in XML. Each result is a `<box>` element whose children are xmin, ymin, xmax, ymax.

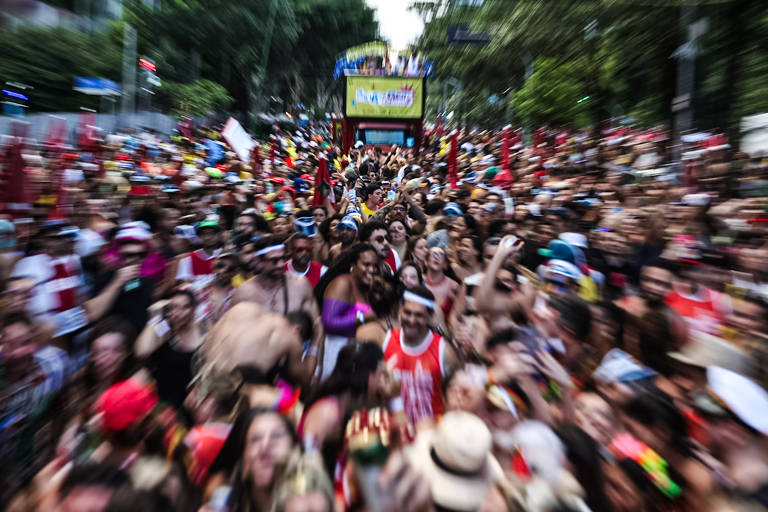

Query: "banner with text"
<box><xmin>345</xmin><ymin>76</ymin><xmax>423</xmax><ymax>119</ymax></box>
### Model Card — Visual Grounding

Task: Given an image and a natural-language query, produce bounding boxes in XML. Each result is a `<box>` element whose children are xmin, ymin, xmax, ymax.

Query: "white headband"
<box><xmin>255</xmin><ymin>244</ymin><xmax>285</xmax><ymax>257</ymax></box>
<box><xmin>403</xmin><ymin>290</ymin><xmax>436</xmax><ymax>310</ymax></box>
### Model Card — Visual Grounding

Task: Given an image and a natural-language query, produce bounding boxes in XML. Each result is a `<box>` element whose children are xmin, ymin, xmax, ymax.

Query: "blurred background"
<box><xmin>1</xmin><ymin>0</ymin><xmax>768</xmax><ymax>145</ymax></box>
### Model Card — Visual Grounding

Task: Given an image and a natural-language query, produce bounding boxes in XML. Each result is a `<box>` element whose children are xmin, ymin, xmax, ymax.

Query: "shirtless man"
<box><xmin>232</xmin><ymin>235</ymin><xmax>318</xmax><ymax>318</ymax></box>
<box><xmin>203</xmin><ymin>301</ymin><xmax>310</xmax><ymax>385</ymax></box>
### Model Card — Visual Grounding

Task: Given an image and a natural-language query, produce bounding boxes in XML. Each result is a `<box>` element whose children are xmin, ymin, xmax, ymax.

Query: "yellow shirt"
<box><xmin>361</xmin><ymin>202</ymin><xmax>377</xmax><ymax>218</ymax></box>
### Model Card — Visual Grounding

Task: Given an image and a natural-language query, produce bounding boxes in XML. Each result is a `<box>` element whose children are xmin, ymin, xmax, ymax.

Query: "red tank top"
<box><xmin>665</xmin><ymin>288</ymin><xmax>723</xmax><ymax>333</ymax></box>
<box><xmin>285</xmin><ymin>261</ymin><xmax>324</xmax><ymax>288</ymax></box>
<box><xmin>50</xmin><ymin>259</ymin><xmax>81</xmax><ymax>312</ymax></box>
<box><xmin>190</xmin><ymin>249</ymin><xmax>215</xmax><ymax>276</ymax></box>
<box><xmin>383</xmin><ymin>328</ymin><xmax>445</xmax><ymax>425</ymax></box>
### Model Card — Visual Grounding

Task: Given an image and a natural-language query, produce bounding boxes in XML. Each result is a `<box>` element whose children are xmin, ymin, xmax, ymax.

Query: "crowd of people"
<box><xmin>1</xmin><ymin>121</ymin><xmax>768</xmax><ymax>512</ymax></box>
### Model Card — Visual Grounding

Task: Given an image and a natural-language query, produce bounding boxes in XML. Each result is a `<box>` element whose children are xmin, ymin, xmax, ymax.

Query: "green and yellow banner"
<box><xmin>345</xmin><ymin>76</ymin><xmax>423</xmax><ymax>119</ymax></box>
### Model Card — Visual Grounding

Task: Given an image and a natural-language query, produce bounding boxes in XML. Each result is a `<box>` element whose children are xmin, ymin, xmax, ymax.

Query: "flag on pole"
<box><xmin>5</xmin><ymin>142</ymin><xmax>26</xmax><ymax>209</ymax></box>
<box><xmin>500</xmin><ymin>125</ymin><xmax>510</xmax><ymax>172</ymax></box>
<box><xmin>269</xmin><ymin>136</ymin><xmax>277</xmax><ymax>172</ymax></box>
<box><xmin>448</xmin><ymin>130</ymin><xmax>459</xmax><ymax>189</ymax></box>
<box><xmin>313</xmin><ymin>154</ymin><xmax>333</xmax><ymax>206</ymax></box>
<box><xmin>494</xmin><ymin>125</ymin><xmax>514</xmax><ymax>190</ymax></box>
<box><xmin>251</xmin><ymin>145</ymin><xmax>262</xmax><ymax>174</ymax></box>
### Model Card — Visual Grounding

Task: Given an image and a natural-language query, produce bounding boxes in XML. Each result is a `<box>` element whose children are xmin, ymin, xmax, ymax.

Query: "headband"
<box><xmin>403</xmin><ymin>290</ymin><xmax>436</xmax><ymax>310</ymax></box>
<box><xmin>255</xmin><ymin>244</ymin><xmax>285</xmax><ymax>257</ymax></box>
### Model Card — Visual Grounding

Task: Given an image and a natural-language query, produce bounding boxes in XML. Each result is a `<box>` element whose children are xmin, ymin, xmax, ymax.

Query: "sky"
<box><xmin>365</xmin><ymin>0</ymin><xmax>424</xmax><ymax>50</ymax></box>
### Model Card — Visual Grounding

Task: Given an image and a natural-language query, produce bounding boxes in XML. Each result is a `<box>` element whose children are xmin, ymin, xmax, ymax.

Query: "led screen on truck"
<box><xmin>345</xmin><ymin>76</ymin><xmax>424</xmax><ymax>119</ymax></box>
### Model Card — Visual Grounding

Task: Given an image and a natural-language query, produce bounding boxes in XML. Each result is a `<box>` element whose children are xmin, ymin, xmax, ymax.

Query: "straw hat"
<box><xmin>668</xmin><ymin>332</ymin><xmax>751</xmax><ymax>375</ymax></box>
<box><xmin>405</xmin><ymin>411</ymin><xmax>502</xmax><ymax>511</ymax></box>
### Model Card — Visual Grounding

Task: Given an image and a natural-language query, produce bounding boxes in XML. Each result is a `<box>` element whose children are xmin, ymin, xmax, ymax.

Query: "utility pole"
<box><xmin>672</xmin><ymin>6</ymin><xmax>706</xmax><ymax>160</ymax></box>
<box><xmin>121</xmin><ymin>25</ymin><xmax>137</xmax><ymax>116</ymax></box>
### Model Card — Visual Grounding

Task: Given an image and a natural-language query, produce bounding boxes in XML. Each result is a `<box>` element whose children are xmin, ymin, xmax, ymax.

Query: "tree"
<box><xmin>158</xmin><ymin>79</ymin><xmax>234</xmax><ymax>117</ymax></box>
<box><xmin>125</xmin><ymin>0</ymin><xmax>378</xmax><ymax>122</ymax></box>
<box><xmin>412</xmin><ymin>0</ymin><xmax>681</xmax><ymax>130</ymax></box>
<box><xmin>0</xmin><ymin>26</ymin><xmax>122</xmax><ymax>112</ymax></box>
<box><xmin>513</xmin><ymin>58</ymin><xmax>590</xmax><ymax>129</ymax></box>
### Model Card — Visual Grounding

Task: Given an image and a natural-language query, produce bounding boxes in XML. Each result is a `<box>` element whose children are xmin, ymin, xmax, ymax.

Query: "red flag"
<box><xmin>49</xmin><ymin>156</ymin><xmax>68</xmax><ymax>220</ymax></box>
<box><xmin>251</xmin><ymin>145</ymin><xmax>262</xmax><ymax>174</ymax></box>
<box><xmin>269</xmin><ymin>136</ymin><xmax>277</xmax><ymax>171</ymax></box>
<box><xmin>435</xmin><ymin>115</ymin><xmax>443</xmax><ymax>137</ymax></box>
<box><xmin>313</xmin><ymin>154</ymin><xmax>332</xmax><ymax>206</ymax></box>
<box><xmin>178</xmin><ymin>118</ymin><xmax>193</xmax><ymax>139</ymax></box>
<box><xmin>5</xmin><ymin>142</ymin><xmax>26</xmax><ymax>208</ymax></box>
<box><xmin>500</xmin><ymin>125</ymin><xmax>511</xmax><ymax>172</ymax></box>
<box><xmin>555</xmin><ymin>130</ymin><xmax>568</xmax><ymax>147</ymax></box>
<box><xmin>511</xmin><ymin>129</ymin><xmax>521</xmax><ymax>148</ymax></box>
<box><xmin>46</xmin><ymin>117</ymin><xmax>67</xmax><ymax>149</ymax></box>
<box><xmin>78</xmin><ymin>112</ymin><xmax>97</xmax><ymax>151</ymax></box>
<box><xmin>448</xmin><ymin>130</ymin><xmax>459</xmax><ymax>189</ymax></box>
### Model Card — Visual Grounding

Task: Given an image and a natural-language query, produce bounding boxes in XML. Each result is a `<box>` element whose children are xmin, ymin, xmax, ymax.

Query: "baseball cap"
<box><xmin>97</xmin><ymin>379</ymin><xmax>158</xmax><ymax>435</ymax></box>
<box><xmin>538</xmin><ymin>240</ymin><xmax>585</xmax><ymax>266</ymax></box>
<box><xmin>545</xmin><ymin>259</ymin><xmax>582</xmax><ymax>282</ymax></box>
<box><xmin>0</xmin><ymin>219</ymin><xmax>14</xmax><ymax>234</ymax></box>
<box><xmin>443</xmin><ymin>202</ymin><xmax>463</xmax><ymax>217</ymax></box>
<box><xmin>559</xmin><ymin>232</ymin><xmax>588</xmax><ymax>249</ymax></box>
<box><xmin>337</xmin><ymin>215</ymin><xmax>358</xmax><ymax>231</ymax></box>
<box><xmin>196</xmin><ymin>220</ymin><xmax>221</xmax><ymax>233</ymax></box>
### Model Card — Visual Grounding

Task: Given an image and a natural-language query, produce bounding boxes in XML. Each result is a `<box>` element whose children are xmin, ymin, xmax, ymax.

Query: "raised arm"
<box><xmin>475</xmin><ymin>235</ymin><xmax>521</xmax><ymax>315</ymax></box>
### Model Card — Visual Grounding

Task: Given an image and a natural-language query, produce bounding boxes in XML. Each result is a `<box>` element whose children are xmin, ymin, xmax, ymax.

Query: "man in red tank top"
<box><xmin>665</xmin><ymin>260</ymin><xmax>729</xmax><ymax>334</ymax></box>
<box><xmin>383</xmin><ymin>285</ymin><xmax>458</xmax><ymax>425</ymax></box>
<box><xmin>285</xmin><ymin>233</ymin><xmax>326</xmax><ymax>288</ymax></box>
<box><xmin>176</xmin><ymin>220</ymin><xmax>223</xmax><ymax>289</ymax></box>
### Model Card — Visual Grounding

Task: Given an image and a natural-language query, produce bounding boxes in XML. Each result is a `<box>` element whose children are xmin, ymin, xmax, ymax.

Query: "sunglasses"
<box><xmin>121</xmin><ymin>251</ymin><xmax>147</xmax><ymax>260</ymax></box>
<box><xmin>373</xmin><ymin>235</ymin><xmax>391</xmax><ymax>244</ymax></box>
<box><xmin>293</xmin><ymin>247</ymin><xmax>313</xmax><ymax>254</ymax></box>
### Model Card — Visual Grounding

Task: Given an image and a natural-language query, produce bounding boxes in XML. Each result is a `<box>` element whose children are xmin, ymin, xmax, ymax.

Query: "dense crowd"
<box><xmin>1</xmin><ymin>123</ymin><xmax>768</xmax><ymax>512</ymax></box>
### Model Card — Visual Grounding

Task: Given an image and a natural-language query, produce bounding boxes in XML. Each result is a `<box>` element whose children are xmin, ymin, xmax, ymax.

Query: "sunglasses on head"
<box><xmin>262</xmin><ymin>255</ymin><xmax>285</xmax><ymax>265</ymax></box>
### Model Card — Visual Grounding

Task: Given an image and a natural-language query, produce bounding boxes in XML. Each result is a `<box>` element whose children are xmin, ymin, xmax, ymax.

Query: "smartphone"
<box><xmin>504</xmin><ymin>197</ymin><xmax>515</xmax><ymax>216</ymax></box>
<box><xmin>387</xmin><ymin>190</ymin><xmax>396</xmax><ymax>201</ymax></box>
<box><xmin>348</xmin><ymin>188</ymin><xmax>357</xmax><ymax>203</ymax></box>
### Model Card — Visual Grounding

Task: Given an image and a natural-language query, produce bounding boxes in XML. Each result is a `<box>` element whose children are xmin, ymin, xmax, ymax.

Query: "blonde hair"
<box><xmin>271</xmin><ymin>452</ymin><xmax>334</xmax><ymax>512</ymax></box>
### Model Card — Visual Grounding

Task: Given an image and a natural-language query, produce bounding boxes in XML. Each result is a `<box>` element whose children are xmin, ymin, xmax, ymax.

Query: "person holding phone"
<box><xmin>474</xmin><ymin>235</ymin><xmax>534</xmax><ymax>332</ymax></box>
<box><xmin>135</xmin><ymin>287</ymin><xmax>204</xmax><ymax>410</ymax></box>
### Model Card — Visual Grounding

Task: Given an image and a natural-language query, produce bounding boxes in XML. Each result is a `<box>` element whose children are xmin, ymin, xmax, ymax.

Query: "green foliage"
<box><xmin>513</xmin><ymin>59</ymin><xmax>590</xmax><ymax>129</ymax></box>
<box><xmin>125</xmin><ymin>0</ymin><xmax>378</xmax><ymax>118</ymax></box>
<box><xmin>414</xmin><ymin>0</ymin><xmax>768</xmax><ymax>137</ymax></box>
<box><xmin>0</xmin><ymin>0</ymin><xmax>377</xmax><ymax>118</ymax></box>
<box><xmin>159</xmin><ymin>79</ymin><xmax>234</xmax><ymax>117</ymax></box>
<box><xmin>0</xmin><ymin>26</ymin><xmax>122</xmax><ymax>112</ymax></box>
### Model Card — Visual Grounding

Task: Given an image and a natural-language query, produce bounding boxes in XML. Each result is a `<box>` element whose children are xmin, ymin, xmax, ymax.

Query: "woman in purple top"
<box><xmin>315</xmin><ymin>243</ymin><xmax>378</xmax><ymax>380</ymax></box>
